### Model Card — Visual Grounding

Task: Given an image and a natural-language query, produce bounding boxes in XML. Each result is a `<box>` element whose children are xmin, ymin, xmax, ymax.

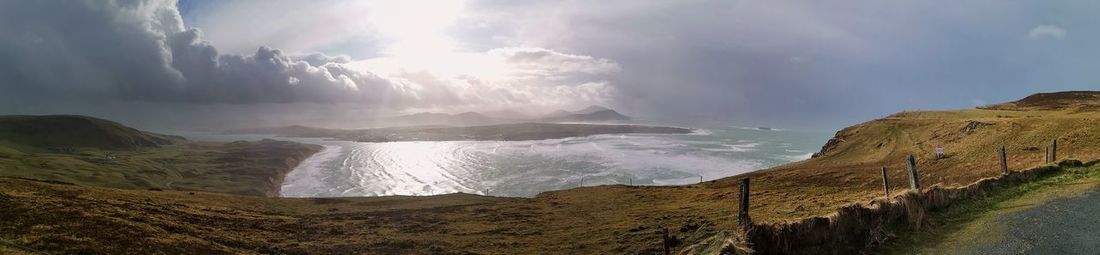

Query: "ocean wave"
<box><xmin>726</xmin><ymin>142</ymin><xmax>762</xmax><ymax>152</ymax></box>
<box><xmin>690</xmin><ymin>129</ymin><xmax>713</xmax><ymax>135</ymax></box>
<box><xmin>728</xmin><ymin>125</ymin><xmax>787</xmax><ymax>132</ymax></box>
<box><xmin>275</xmin><ymin>125</ymin><xmax>823</xmax><ymax>198</ymax></box>
<box><xmin>783</xmin><ymin>152</ymin><xmax>814</xmax><ymax>161</ymax></box>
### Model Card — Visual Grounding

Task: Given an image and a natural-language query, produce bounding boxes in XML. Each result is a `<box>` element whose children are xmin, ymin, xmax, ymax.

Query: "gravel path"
<box><xmin>923</xmin><ymin>186</ymin><xmax>1100</xmax><ymax>254</ymax></box>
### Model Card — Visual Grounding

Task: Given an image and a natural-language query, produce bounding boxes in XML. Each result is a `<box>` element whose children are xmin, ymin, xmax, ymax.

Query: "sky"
<box><xmin>1</xmin><ymin>0</ymin><xmax>1099</xmax><ymax>131</ymax></box>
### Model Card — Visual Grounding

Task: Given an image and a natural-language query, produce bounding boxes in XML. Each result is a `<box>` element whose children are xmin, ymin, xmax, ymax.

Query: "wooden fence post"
<box><xmin>1050</xmin><ymin>138</ymin><xmax>1057</xmax><ymax>163</ymax></box>
<box><xmin>1000</xmin><ymin>145</ymin><xmax>1008</xmax><ymax>175</ymax></box>
<box><xmin>738</xmin><ymin>178</ymin><xmax>751</xmax><ymax>229</ymax></box>
<box><xmin>906</xmin><ymin>155</ymin><xmax>921</xmax><ymax>190</ymax></box>
<box><xmin>881</xmin><ymin>166</ymin><xmax>890</xmax><ymax>197</ymax></box>
<box><xmin>662</xmin><ymin>227</ymin><xmax>671</xmax><ymax>255</ymax></box>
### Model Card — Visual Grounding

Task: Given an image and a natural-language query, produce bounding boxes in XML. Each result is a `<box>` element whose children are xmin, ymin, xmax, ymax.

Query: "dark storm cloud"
<box><xmin>0</xmin><ymin>0</ymin><xmax>408</xmax><ymax>105</ymax></box>
<box><xmin>5</xmin><ymin>0</ymin><xmax>1100</xmax><ymax>131</ymax></box>
<box><xmin>454</xmin><ymin>0</ymin><xmax>1100</xmax><ymax>128</ymax></box>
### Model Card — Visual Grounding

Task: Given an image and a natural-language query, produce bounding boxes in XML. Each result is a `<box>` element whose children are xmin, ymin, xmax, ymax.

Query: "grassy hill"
<box><xmin>983</xmin><ymin>90</ymin><xmax>1100</xmax><ymax>111</ymax></box>
<box><xmin>0</xmin><ymin>115</ymin><xmax>183</xmax><ymax>151</ymax></box>
<box><xmin>741</xmin><ymin>91</ymin><xmax>1100</xmax><ymax>220</ymax></box>
<box><xmin>0</xmin><ymin>115</ymin><xmax>321</xmax><ymax>196</ymax></box>
<box><xmin>3</xmin><ymin>92</ymin><xmax>1100</xmax><ymax>254</ymax></box>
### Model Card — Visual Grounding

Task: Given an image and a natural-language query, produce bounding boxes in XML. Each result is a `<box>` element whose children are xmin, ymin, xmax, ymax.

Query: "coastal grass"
<box><xmin>736</xmin><ymin>107</ymin><xmax>1100</xmax><ymax>222</ymax></box>
<box><xmin>5</xmin><ymin>92</ymin><xmax>1100</xmax><ymax>253</ymax></box>
<box><xmin>880</xmin><ymin>163</ymin><xmax>1100</xmax><ymax>254</ymax></box>
<box><xmin>0</xmin><ymin>140</ymin><xmax>319</xmax><ymax>196</ymax></box>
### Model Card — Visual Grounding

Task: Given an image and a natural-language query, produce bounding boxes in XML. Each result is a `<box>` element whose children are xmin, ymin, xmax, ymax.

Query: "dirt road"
<box><xmin>918</xmin><ymin>184</ymin><xmax>1100</xmax><ymax>254</ymax></box>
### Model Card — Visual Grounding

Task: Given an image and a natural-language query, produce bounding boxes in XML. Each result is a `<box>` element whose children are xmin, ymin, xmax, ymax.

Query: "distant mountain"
<box><xmin>235</xmin><ymin>106</ymin><xmax>631</xmax><ymax>132</ymax></box>
<box><xmin>543</xmin><ymin>110</ymin><xmax>575</xmax><ymax>119</ymax></box>
<box><xmin>453</xmin><ymin>112</ymin><xmax>494</xmax><ymax>123</ymax></box>
<box><xmin>228</xmin><ymin>122</ymin><xmax>692</xmax><ymax>142</ymax></box>
<box><xmin>482</xmin><ymin>110</ymin><xmax>532</xmax><ymax>120</ymax></box>
<box><xmin>0</xmin><ymin>115</ymin><xmax>183</xmax><ymax>150</ymax></box>
<box><xmin>384</xmin><ymin>111</ymin><xmax>495</xmax><ymax>127</ymax></box>
<box><xmin>541</xmin><ymin>106</ymin><xmax>630</xmax><ymax>122</ymax></box>
<box><xmin>560</xmin><ymin>109</ymin><xmax>630</xmax><ymax>122</ymax></box>
<box><xmin>573</xmin><ymin>105</ymin><xmax>612</xmax><ymax>114</ymax></box>
<box><xmin>225</xmin><ymin>125</ymin><xmax>346</xmax><ymax>137</ymax></box>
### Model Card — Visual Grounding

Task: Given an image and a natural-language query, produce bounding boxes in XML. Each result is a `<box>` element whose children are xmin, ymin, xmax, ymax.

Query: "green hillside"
<box><xmin>0</xmin><ymin>115</ymin><xmax>320</xmax><ymax>196</ymax></box>
<box><xmin>0</xmin><ymin>115</ymin><xmax>183</xmax><ymax>151</ymax></box>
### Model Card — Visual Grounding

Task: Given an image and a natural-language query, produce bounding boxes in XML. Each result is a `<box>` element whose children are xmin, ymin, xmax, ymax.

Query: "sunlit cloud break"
<box><xmin>5</xmin><ymin>0</ymin><xmax>1100</xmax><ymax>130</ymax></box>
<box><xmin>0</xmin><ymin>0</ymin><xmax>618</xmax><ymax>113</ymax></box>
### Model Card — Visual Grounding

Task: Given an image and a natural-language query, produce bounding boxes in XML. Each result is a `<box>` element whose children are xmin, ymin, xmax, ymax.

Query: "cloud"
<box><xmin>0</xmin><ymin>0</ymin><xmax>392</xmax><ymax>105</ymax></box>
<box><xmin>449</xmin><ymin>0</ymin><xmax>1100</xmax><ymax>128</ymax></box>
<box><xmin>0</xmin><ymin>0</ymin><xmax>617</xmax><ymax>113</ymax></box>
<box><xmin>492</xmin><ymin>47</ymin><xmax>621</xmax><ymax>76</ymax></box>
<box><xmin>7</xmin><ymin>0</ymin><xmax>1100</xmax><ymax>130</ymax></box>
<box><xmin>1028</xmin><ymin>25</ymin><xmax>1067</xmax><ymax>40</ymax></box>
<box><xmin>350</xmin><ymin>47</ymin><xmax>620</xmax><ymax>112</ymax></box>
<box><xmin>175</xmin><ymin>0</ymin><xmax>388</xmax><ymax>57</ymax></box>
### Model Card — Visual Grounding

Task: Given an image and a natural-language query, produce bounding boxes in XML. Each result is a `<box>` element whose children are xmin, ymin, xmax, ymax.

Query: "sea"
<box><xmin>182</xmin><ymin>123</ymin><xmax>830</xmax><ymax>198</ymax></box>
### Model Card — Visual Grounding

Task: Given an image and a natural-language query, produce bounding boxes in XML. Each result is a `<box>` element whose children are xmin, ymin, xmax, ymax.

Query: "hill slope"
<box><xmin>671</xmin><ymin>91</ymin><xmax>1100</xmax><ymax>237</ymax></box>
<box><xmin>541</xmin><ymin>109</ymin><xmax>631</xmax><ymax>122</ymax></box>
<box><xmin>0</xmin><ymin>115</ymin><xmax>182</xmax><ymax>150</ymax></box>
<box><xmin>984</xmin><ymin>91</ymin><xmax>1100</xmax><ymax>111</ymax></box>
<box><xmin>0</xmin><ymin>115</ymin><xmax>321</xmax><ymax>196</ymax></box>
<box><xmin>384</xmin><ymin>112</ymin><xmax>496</xmax><ymax>126</ymax></box>
<box><xmin>4</xmin><ymin>92</ymin><xmax>1100</xmax><ymax>254</ymax></box>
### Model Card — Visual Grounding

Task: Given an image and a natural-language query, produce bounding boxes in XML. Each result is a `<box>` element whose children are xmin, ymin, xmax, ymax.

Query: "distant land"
<box><xmin>227</xmin><ymin>122</ymin><xmax>693</xmax><ymax>142</ymax></box>
<box><xmin>228</xmin><ymin>105</ymin><xmax>684</xmax><ymax>142</ymax></box>
<box><xmin>0</xmin><ymin>115</ymin><xmax>185</xmax><ymax>150</ymax></box>
<box><xmin>0</xmin><ymin>115</ymin><xmax>320</xmax><ymax>196</ymax></box>
<box><xmin>379</xmin><ymin>105</ymin><xmax>632</xmax><ymax>127</ymax></box>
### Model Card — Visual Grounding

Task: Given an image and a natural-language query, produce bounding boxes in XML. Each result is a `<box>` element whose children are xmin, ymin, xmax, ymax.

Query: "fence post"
<box><xmin>906</xmin><ymin>155</ymin><xmax>921</xmax><ymax>190</ymax></box>
<box><xmin>1050</xmin><ymin>138</ymin><xmax>1057</xmax><ymax>163</ymax></box>
<box><xmin>738</xmin><ymin>178</ymin><xmax>751</xmax><ymax>229</ymax></box>
<box><xmin>629</xmin><ymin>178</ymin><xmax>632</xmax><ymax>186</ymax></box>
<box><xmin>662</xmin><ymin>227</ymin><xmax>671</xmax><ymax>255</ymax></box>
<box><xmin>881</xmin><ymin>166</ymin><xmax>890</xmax><ymax>197</ymax></box>
<box><xmin>1000</xmin><ymin>145</ymin><xmax>1008</xmax><ymax>175</ymax></box>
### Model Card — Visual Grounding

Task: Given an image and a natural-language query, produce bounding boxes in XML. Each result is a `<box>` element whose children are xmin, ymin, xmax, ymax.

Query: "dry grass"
<box><xmin>4</xmin><ymin>92</ymin><xmax>1100</xmax><ymax>254</ymax></box>
<box><xmin>743</xmin><ymin>160</ymin><xmax>1093</xmax><ymax>254</ymax></box>
<box><xmin>0</xmin><ymin>139</ymin><xmax>320</xmax><ymax>196</ymax></box>
<box><xmin>736</xmin><ymin>107</ymin><xmax>1100</xmax><ymax>222</ymax></box>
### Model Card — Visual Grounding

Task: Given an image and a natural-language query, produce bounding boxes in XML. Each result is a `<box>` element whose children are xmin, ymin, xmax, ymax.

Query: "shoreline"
<box><xmin>266</xmin><ymin>129</ymin><xmax>809</xmax><ymax>199</ymax></box>
<box><xmin>277</xmin><ymin>143</ymin><xmax>341</xmax><ymax>198</ymax></box>
<box><xmin>268</xmin><ymin>143</ymin><xmax>324</xmax><ymax>197</ymax></box>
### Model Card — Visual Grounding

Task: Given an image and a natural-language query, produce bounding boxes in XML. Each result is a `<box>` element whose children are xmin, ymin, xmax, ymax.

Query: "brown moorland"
<box><xmin>3</xmin><ymin>91</ymin><xmax>1100</xmax><ymax>254</ymax></box>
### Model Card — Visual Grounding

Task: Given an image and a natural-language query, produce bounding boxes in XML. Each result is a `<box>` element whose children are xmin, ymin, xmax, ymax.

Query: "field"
<box><xmin>0</xmin><ymin>139</ymin><xmax>320</xmax><ymax>197</ymax></box>
<box><xmin>4</xmin><ymin>92</ymin><xmax>1100</xmax><ymax>253</ymax></box>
